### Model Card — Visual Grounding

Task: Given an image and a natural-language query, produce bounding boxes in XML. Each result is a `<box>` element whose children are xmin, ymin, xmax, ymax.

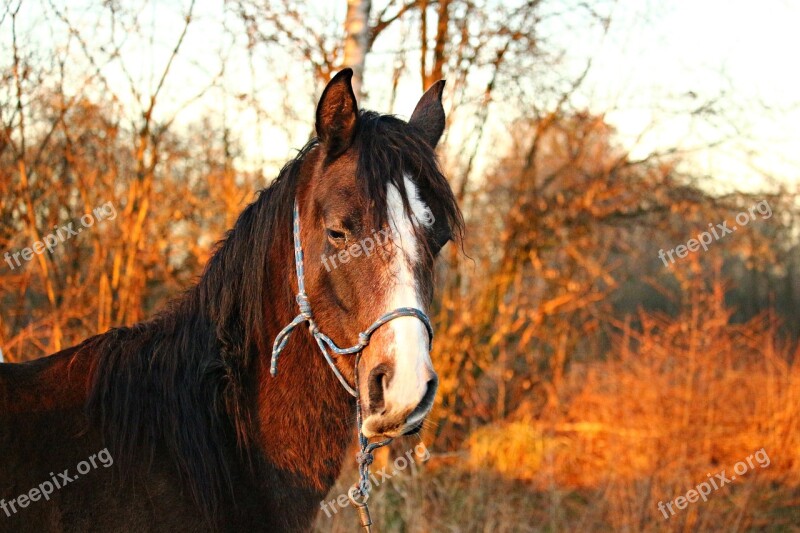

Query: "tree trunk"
<box><xmin>343</xmin><ymin>0</ymin><xmax>372</xmax><ymax>101</ymax></box>
<box><xmin>420</xmin><ymin>0</ymin><xmax>450</xmax><ymax>89</ymax></box>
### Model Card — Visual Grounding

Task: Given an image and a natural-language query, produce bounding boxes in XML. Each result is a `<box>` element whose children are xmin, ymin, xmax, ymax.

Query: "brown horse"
<box><xmin>0</xmin><ymin>69</ymin><xmax>462</xmax><ymax>532</ymax></box>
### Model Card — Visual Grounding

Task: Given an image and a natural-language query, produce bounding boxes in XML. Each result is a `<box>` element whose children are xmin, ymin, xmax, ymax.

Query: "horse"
<box><xmin>0</xmin><ymin>69</ymin><xmax>463</xmax><ymax>532</ymax></box>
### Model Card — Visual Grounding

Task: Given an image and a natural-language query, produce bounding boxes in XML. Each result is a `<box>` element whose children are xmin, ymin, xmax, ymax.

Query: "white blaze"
<box><xmin>381</xmin><ymin>176</ymin><xmax>435</xmax><ymax>413</ymax></box>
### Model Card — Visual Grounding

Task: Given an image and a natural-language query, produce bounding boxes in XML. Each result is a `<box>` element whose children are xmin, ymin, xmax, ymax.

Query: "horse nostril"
<box><xmin>367</xmin><ymin>364</ymin><xmax>393</xmax><ymax>414</ymax></box>
<box><xmin>407</xmin><ymin>375</ymin><xmax>438</xmax><ymax>422</ymax></box>
<box><xmin>422</xmin><ymin>376</ymin><xmax>438</xmax><ymax>408</ymax></box>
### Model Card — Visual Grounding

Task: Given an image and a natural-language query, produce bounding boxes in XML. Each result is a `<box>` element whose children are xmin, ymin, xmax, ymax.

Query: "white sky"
<box><xmin>575</xmin><ymin>0</ymin><xmax>800</xmax><ymax>192</ymax></box>
<box><xmin>4</xmin><ymin>0</ymin><xmax>799</xmax><ymax>193</ymax></box>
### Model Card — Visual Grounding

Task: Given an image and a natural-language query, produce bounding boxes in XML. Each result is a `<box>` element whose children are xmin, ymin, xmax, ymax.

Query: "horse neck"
<box><xmin>253</xmin><ymin>220</ymin><xmax>356</xmax><ymax>493</ymax></box>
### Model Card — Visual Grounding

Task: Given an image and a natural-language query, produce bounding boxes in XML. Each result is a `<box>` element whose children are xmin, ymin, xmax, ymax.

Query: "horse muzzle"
<box><xmin>360</xmin><ymin>369</ymin><xmax>438</xmax><ymax>438</ymax></box>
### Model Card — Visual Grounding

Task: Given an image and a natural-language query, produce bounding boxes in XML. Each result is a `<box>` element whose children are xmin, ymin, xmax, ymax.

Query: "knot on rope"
<box><xmin>358</xmin><ymin>332</ymin><xmax>370</xmax><ymax>347</ymax></box>
<box><xmin>296</xmin><ymin>293</ymin><xmax>313</xmax><ymax>319</ymax></box>
<box><xmin>356</xmin><ymin>451</ymin><xmax>374</xmax><ymax>467</ymax></box>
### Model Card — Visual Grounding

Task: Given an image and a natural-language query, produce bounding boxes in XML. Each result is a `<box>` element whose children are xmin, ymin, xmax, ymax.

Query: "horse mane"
<box><xmin>84</xmin><ymin>110</ymin><xmax>463</xmax><ymax>526</ymax></box>
<box><xmin>355</xmin><ymin>111</ymin><xmax>463</xmax><ymax>244</ymax></box>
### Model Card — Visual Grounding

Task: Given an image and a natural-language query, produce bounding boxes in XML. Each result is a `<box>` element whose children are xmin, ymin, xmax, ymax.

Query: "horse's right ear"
<box><xmin>315</xmin><ymin>69</ymin><xmax>358</xmax><ymax>158</ymax></box>
<box><xmin>409</xmin><ymin>80</ymin><xmax>446</xmax><ymax>148</ymax></box>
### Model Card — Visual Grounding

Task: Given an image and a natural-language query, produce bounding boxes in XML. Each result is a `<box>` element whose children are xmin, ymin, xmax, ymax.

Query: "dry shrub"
<box><xmin>456</xmin><ymin>283</ymin><xmax>800</xmax><ymax>530</ymax></box>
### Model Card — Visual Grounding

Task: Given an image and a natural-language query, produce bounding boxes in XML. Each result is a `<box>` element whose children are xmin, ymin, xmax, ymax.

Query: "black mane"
<box><xmin>84</xmin><ymin>110</ymin><xmax>463</xmax><ymax>525</ymax></box>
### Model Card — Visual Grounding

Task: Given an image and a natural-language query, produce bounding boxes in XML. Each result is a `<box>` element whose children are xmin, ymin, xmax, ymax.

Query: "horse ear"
<box><xmin>315</xmin><ymin>69</ymin><xmax>358</xmax><ymax>158</ymax></box>
<box><xmin>409</xmin><ymin>80</ymin><xmax>446</xmax><ymax>148</ymax></box>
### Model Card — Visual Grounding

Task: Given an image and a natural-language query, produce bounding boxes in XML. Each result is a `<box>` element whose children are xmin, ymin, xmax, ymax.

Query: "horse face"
<box><xmin>299</xmin><ymin>70</ymin><xmax>453</xmax><ymax>438</ymax></box>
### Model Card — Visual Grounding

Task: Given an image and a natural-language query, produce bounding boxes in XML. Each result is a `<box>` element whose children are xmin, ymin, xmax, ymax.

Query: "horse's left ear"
<box><xmin>316</xmin><ymin>68</ymin><xmax>359</xmax><ymax>158</ymax></box>
<box><xmin>409</xmin><ymin>80</ymin><xmax>446</xmax><ymax>148</ymax></box>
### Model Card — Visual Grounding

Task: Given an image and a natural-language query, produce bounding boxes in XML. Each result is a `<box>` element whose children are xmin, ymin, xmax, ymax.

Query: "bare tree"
<box><xmin>343</xmin><ymin>0</ymin><xmax>372</xmax><ymax>99</ymax></box>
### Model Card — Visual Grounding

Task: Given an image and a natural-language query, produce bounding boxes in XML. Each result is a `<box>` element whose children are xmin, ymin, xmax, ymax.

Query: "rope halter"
<box><xmin>270</xmin><ymin>200</ymin><xmax>434</xmax><ymax>532</ymax></box>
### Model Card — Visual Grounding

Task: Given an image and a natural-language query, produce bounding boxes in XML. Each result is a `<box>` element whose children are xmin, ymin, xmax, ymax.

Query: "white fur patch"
<box><xmin>381</xmin><ymin>176</ymin><xmax>435</xmax><ymax>412</ymax></box>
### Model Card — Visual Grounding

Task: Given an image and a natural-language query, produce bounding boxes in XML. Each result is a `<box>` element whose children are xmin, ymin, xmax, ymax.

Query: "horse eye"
<box><xmin>326</xmin><ymin>228</ymin><xmax>347</xmax><ymax>245</ymax></box>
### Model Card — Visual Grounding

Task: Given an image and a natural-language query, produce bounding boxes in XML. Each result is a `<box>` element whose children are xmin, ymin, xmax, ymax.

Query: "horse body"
<box><xmin>1</xmin><ymin>305</ymin><xmax>352</xmax><ymax>532</ymax></box>
<box><xmin>0</xmin><ymin>70</ymin><xmax>462</xmax><ymax>532</ymax></box>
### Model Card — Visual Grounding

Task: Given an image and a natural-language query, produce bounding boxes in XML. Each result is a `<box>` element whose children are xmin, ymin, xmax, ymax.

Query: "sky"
<box><xmin>4</xmin><ymin>0</ymin><xmax>799</xmax><ymax>194</ymax></box>
<box><xmin>575</xmin><ymin>0</ymin><xmax>800</xmax><ymax>192</ymax></box>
